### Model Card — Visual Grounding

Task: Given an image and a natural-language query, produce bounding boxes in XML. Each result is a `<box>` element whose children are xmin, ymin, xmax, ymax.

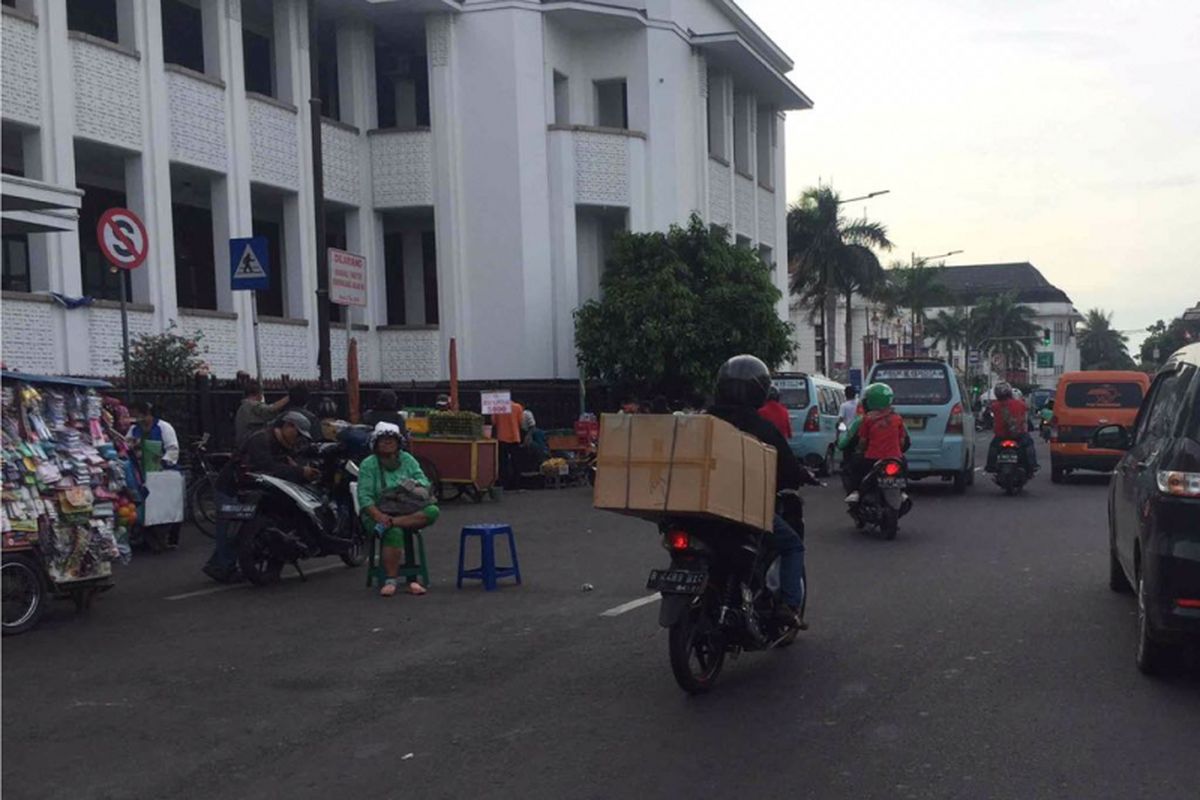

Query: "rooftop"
<box><xmin>936</xmin><ymin>262</ymin><xmax>1073</xmax><ymax>306</ymax></box>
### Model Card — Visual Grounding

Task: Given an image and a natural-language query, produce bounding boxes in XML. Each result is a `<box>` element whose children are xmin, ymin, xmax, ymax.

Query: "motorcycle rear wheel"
<box><xmin>237</xmin><ymin>518</ymin><xmax>285</xmax><ymax>586</ymax></box>
<box><xmin>1</xmin><ymin>554</ymin><xmax>45</xmax><ymax>636</ymax></box>
<box><xmin>668</xmin><ymin>593</ymin><xmax>725</xmax><ymax>694</ymax></box>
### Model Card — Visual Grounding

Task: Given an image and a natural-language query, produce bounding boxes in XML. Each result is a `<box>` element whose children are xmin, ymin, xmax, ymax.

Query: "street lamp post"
<box><xmin>904</xmin><ymin>249</ymin><xmax>963</xmax><ymax>356</ymax></box>
<box><xmin>837</xmin><ymin>189</ymin><xmax>891</xmax><ymax>205</ymax></box>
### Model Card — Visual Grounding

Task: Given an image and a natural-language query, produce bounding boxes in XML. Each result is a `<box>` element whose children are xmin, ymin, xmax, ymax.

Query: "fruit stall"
<box><xmin>404</xmin><ymin>410</ymin><xmax>498</xmax><ymax>502</ymax></box>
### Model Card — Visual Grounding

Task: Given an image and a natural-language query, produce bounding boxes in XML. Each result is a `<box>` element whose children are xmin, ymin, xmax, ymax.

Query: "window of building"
<box><xmin>736</xmin><ymin>235</ymin><xmax>752</xmax><ymax>250</ymax></box>
<box><xmin>709</xmin><ymin>223</ymin><xmax>728</xmax><ymax>241</ymax></box>
<box><xmin>758</xmin><ymin>244</ymin><xmax>774</xmax><ymax>270</ymax></box>
<box><xmin>706</xmin><ymin>69</ymin><xmax>727</xmax><ymax>160</ymax></box>
<box><xmin>161</xmin><ymin>0</ymin><xmax>205</xmax><ymax>73</ymax></box>
<box><xmin>553</xmin><ymin>71</ymin><xmax>569</xmax><ymax>125</ymax></box>
<box><xmin>594</xmin><ymin>79</ymin><xmax>627</xmax><ymax>129</ymax></box>
<box><xmin>376</xmin><ymin>51</ymin><xmax>430</xmax><ymax>129</ymax></box>
<box><xmin>756</xmin><ymin>108</ymin><xmax>775</xmax><ymax>187</ymax></box>
<box><xmin>317</xmin><ymin>23</ymin><xmax>340</xmax><ymax>121</ymax></box>
<box><xmin>325</xmin><ymin>209</ymin><xmax>347</xmax><ymax>323</ymax></box>
<box><xmin>251</xmin><ymin>218</ymin><xmax>284</xmax><ymax>316</ymax></box>
<box><xmin>67</xmin><ymin>0</ymin><xmax>118</xmax><ymax>43</ymax></box>
<box><xmin>422</xmin><ymin>230</ymin><xmax>438</xmax><ymax>325</ymax></box>
<box><xmin>171</xmin><ymin>201</ymin><xmax>217</xmax><ymax>311</ymax></box>
<box><xmin>384</xmin><ymin>232</ymin><xmax>406</xmax><ymax>325</ymax></box>
<box><xmin>242</xmin><ymin>29</ymin><xmax>273</xmax><ymax>96</ymax></box>
<box><xmin>733</xmin><ymin>92</ymin><xmax>752</xmax><ymax>174</ymax></box>
<box><xmin>78</xmin><ymin>183</ymin><xmax>130</xmax><ymax>302</ymax></box>
<box><xmin>1054</xmin><ymin>320</ymin><xmax>1066</xmax><ymax>345</ymax></box>
<box><xmin>2</xmin><ymin>234</ymin><xmax>31</xmax><ymax>292</ymax></box>
<box><xmin>1</xmin><ymin>126</ymin><xmax>23</xmax><ymax>177</ymax></box>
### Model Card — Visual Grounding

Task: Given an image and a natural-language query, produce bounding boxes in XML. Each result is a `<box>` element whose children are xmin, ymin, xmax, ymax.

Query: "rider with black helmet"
<box><xmin>709</xmin><ymin>354</ymin><xmax>813</xmax><ymax>629</ymax></box>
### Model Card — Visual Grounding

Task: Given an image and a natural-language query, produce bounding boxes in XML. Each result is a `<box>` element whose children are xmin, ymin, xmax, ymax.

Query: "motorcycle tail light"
<box><xmin>1001</xmin><ymin>440</ymin><xmax>1018</xmax><ymax>448</ymax></box>
<box><xmin>803</xmin><ymin>406</ymin><xmax>820</xmax><ymax>432</ymax></box>
<box><xmin>883</xmin><ymin>461</ymin><xmax>902</xmax><ymax>477</ymax></box>
<box><xmin>1156</xmin><ymin>471</ymin><xmax>1200</xmax><ymax>498</ymax></box>
<box><xmin>666</xmin><ymin>530</ymin><xmax>691</xmax><ymax>551</ymax></box>
<box><xmin>946</xmin><ymin>402</ymin><xmax>963</xmax><ymax>434</ymax></box>
<box><xmin>1175</xmin><ymin>598</ymin><xmax>1200</xmax><ymax>609</ymax></box>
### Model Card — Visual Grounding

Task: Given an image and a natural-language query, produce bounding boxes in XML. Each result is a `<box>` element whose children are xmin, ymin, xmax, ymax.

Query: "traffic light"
<box><xmin>1042</xmin><ymin>328</ymin><xmax>1052</xmax><ymax>346</ymax></box>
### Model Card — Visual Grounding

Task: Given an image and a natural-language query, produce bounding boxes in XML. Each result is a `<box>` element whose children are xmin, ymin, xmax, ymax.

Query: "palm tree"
<box><xmin>788</xmin><ymin>186</ymin><xmax>892</xmax><ymax>375</ymax></box>
<box><xmin>1077</xmin><ymin>309</ymin><xmax>1135</xmax><ymax>370</ymax></box>
<box><xmin>971</xmin><ymin>293</ymin><xmax>1040</xmax><ymax>376</ymax></box>
<box><xmin>884</xmin><ymin>259</ymin><xmax>948</xmax><ymax>356</ymax></box>
<box><xmin>925</xmin><ymin>307</ymin><xmax>972</xmax><ymax>369</ymax></box>
<box><xmin>833</xmin><ymin>244</ymin><xmax>888</xmax><ymax>375</ymax></box>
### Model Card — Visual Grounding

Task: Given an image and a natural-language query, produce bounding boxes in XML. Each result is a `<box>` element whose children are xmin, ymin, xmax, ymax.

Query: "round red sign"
<box><xmin>96</xmin><ymin>208</ymin><xmax>149</xmax><ymax>270</ymax></box>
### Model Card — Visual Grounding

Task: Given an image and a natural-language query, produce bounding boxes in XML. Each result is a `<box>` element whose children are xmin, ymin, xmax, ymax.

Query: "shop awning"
<box><xmin>693</xmin><ymin>32</ymin><xmax>813</xmax><ymax>111</ymax></box>
<box><xmin>1</xmin><ymin>175</ymin><xmax>84</xmax><ymax>235</ymax></box>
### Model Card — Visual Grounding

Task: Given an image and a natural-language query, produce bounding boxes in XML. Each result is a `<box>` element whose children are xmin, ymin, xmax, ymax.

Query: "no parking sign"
<box><xmin>96</xmin><ymin>208</ymin><xmax>149</xmax><ymax>270</ymax></box>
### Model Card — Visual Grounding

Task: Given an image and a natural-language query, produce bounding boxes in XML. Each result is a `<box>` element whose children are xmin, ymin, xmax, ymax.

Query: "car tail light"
<box><xmin>883</xmin><ymin>461</ymin><xmax>902</xmax><ymax>477</ymax></box>
<box><xmin>1156</xmin><ymin>471</ymin><xmax>1200</xmax><ymax>498</ymax></box>
<box><xmin>946</xmin><ymin>402</ymin><xmax>963</xmax><ymax>434</ymax></box>
<box><xmin>1175</xmin><ymin>598</ymin><xmax>1200</xmax><ymax>609</ymax></box>
<box><xmin>1001</xmin><ymin>439</ymin><xmax>1018</xmax><ymax>448</ymax></box>
<box><xmin>803</xmin><ymin>406</ymin><xmax>820</xmax><ymax>432</ymax></box>
<box><xmin>666</xmin><ymin>530</ymin><xmax>690</xmax><ymax>551</ymax></box>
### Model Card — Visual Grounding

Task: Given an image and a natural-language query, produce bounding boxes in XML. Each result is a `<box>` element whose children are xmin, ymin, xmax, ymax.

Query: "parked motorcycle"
<box><xmin>648</xmin><ymin>491</ymin><xmax>806</xmax><ymax>694</ymax></box>
<box><xmin>221</xmin><ymin>442</ymin><xmax>367</xmax><ymax>586</ymax></box>
<box><xmin>990</xmin><ymin>438</ymin><xmax>1031</xmax><ymax>495</ymax></box>
<box><xmin>847</xmin><ymin>458</ymin><xmax>913</xmax><ymax>540</ymax></box>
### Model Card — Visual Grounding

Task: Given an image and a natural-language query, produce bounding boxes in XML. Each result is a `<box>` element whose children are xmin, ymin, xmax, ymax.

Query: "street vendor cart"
<box><xmin>1</xmin><ymin>372</ymin><xmax>132</xmax><ymax>634</ymax></box>
<box><xmin>408</xmin><ymin>437</ymin><xmax>498</xmax><ymax>503</ymax></box>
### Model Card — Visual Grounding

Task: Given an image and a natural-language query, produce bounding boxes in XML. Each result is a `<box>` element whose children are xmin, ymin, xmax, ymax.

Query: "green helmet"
<box><xmin>862</xmin><ymin>382</ymin><xmax>895</xmax><ymax>411</ymax></box>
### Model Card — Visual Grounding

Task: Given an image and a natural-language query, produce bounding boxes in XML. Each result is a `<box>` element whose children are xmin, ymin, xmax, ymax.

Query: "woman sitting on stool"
<box><xmin>357</xmin><ymin>423</ymin><xmax>440</xmax><ymax>597</ymax></box>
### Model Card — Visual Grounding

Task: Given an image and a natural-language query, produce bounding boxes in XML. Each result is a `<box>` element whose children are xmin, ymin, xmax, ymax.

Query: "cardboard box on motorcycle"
<box><xmin>593</xmin><ymin>413</ymin><xmax>777</xmax><ymax>532</ymax></box>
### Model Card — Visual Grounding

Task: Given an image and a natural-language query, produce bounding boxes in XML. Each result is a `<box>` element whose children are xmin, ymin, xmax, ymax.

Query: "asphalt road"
<box><xmin>4</xmin><ymin>433</ymin><xmax>1198</xmax><ymax>800</ymax></box>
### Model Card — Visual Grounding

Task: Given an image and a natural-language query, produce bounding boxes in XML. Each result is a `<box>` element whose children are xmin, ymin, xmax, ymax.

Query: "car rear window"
<box><xmin>871</xmin><ymin>364</ymin><xmax>952</xmax><ymax>405</ymax></box>
<box><xmin>775</xmin><ymin>379</ymin><xmax>809</xmax><ymax>410</ymax></box>
<box><xmin>1063</xmin><ymin>382</ymin><xmax>1144</xmax><ymax>409</ymax></box>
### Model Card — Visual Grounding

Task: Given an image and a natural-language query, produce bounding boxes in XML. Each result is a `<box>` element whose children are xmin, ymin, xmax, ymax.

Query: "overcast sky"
<box><xmin>740</xmin><ymin>0</ymin><xmax>1200</xmax><ymax>351</ymax></box>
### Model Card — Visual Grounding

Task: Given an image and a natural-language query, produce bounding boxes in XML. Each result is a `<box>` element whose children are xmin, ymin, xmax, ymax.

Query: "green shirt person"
<box><xmin>357</xmin><ymin>423</ymin><xmax>439</xmax><ymax>597</ymax></box>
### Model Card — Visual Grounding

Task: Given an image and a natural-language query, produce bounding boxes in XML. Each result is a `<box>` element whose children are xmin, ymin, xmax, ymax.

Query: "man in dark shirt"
<box><xmin>709</xmin><ymin>355</ymin><xmax>813</xmax><ymax>629</ymax></box>
<box><xmin>205</xmin><ymin>412</ymin><xmax>317</xmax><ymax>583</ymax></box>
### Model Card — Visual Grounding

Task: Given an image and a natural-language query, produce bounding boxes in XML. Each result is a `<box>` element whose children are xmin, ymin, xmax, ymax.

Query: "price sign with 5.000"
<box><xmin>96</xmin><ymin>208</ymin><xmax>149</xmax><ymax>270</ymax></box>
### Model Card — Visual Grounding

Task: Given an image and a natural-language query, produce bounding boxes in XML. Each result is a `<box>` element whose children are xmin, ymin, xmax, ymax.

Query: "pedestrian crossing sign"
<box><xmin>230</xmin><ymin>236</ymin><xmax>270</xmax><ymax>291</ymax></box>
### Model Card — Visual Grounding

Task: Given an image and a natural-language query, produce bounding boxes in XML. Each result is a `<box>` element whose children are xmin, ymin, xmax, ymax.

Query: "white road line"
<box><xmin>165</xmin><ymin>562</ymin><xmax>345</xmax><ymax>601</ymax></box>
<box><xmin>600</xmin><ymin>593</ymin><xmax>661</xmax><ymax>617</ymax></box>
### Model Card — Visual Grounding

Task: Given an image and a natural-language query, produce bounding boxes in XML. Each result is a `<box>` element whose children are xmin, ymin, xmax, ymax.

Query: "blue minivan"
<box><xmin>775</xmin><ymin>373</ymin><xmax>846</xmax><ymax>475</ymax></box>
<box><xmin>866</xmin><ymin>359</ymin><xmax>977</xmax><ymax>491</ymax></box>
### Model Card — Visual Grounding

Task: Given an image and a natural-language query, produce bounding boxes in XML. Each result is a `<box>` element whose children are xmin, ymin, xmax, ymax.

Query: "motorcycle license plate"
<box><xmin>997</xmin><ymin>452</ymin><xmax>1019</xmax><ymax>464</ymax></box>
<box><xmin>646</xmin><ymin>569</ymin><xmax>707</xmax><ymax>595</ymax></box>
<box><xmin>877</xmin><ymin>477</ymin><xmax>907</xmax><ymax>489</ymax></box>
<box><xmin>217</xmin><ymin>502</ymin><xmax>257</xmax><ymax>521</ymax></box>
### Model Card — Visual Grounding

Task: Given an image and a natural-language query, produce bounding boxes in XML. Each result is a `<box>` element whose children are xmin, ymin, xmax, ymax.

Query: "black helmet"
<box><xmin>715</xmin><ymin>355</ymin><xmax>772</xmax><ymax>409</ymax></box>
<box><xmin>994</xmin><ymin>382</ymin><xmax>1013</xmax><ymax>400</ymax></box>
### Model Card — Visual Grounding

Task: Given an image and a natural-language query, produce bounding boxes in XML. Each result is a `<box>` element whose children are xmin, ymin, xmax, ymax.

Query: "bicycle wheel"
<box><xmin>190</xmin><ymin>475</ymin><xmax>218</xmax><ymax>539</ymax></box>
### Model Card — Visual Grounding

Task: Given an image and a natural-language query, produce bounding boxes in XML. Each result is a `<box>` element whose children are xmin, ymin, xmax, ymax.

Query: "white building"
<box><xmin>0</xmin><ymin>0</ymin><xmax>810</xmax><ymax>382</ymax></box>
<box><xmin>790</xmin><ymin>262</ymin><xmax>1082</xmax><ymax>388</ymax></box>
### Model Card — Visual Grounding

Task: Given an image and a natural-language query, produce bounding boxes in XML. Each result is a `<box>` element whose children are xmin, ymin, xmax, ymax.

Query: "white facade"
<box><xmin>1</xmin><ymin>0</ymin><xmax>809</xmax><ymax>381</ymax></box>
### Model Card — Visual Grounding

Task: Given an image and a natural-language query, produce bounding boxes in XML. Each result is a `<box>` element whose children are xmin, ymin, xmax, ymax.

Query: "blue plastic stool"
<box><xmin>456</xmin><ymin>524</ymin><xmax>522</xmax><ymax>591</ymax></box>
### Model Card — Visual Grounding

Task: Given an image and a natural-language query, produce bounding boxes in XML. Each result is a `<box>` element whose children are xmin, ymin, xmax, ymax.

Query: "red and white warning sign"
<box><xmin>328</xmin><ymin>247</ymin><xmax>367</xmax><ymax>307</ymax></box>
<box><xmin>96</xmin><ymin>208</ymin><xmax>148</xmax><ymax>270</ymax></box>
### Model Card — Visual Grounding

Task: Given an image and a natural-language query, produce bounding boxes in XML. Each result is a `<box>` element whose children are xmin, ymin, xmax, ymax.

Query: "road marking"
<box><xmin>600</xmin><ymin>593</ymin><xmax>661</xmax><ymax>617</ymax></box>
<box><xmin>165</xmin><ymin>562</ymin><xmax>345</xmax><ymax>600</ymax></box>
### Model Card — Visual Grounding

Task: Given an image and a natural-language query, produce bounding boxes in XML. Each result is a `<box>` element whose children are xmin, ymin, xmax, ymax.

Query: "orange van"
<box><xmin>1050</xmin><ymin>370</ymin><xmax>1150</xmax><ymax>482</ymax></box>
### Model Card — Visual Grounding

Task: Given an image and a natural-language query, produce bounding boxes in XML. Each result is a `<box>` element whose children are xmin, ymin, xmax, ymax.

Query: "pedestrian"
<box><xmin>205</xmin><ymin>411</ymin><xmax>318</xmax><ymax>583</ymax></box>
<box><xmin>363</xmin><ymin>389</ymin><xmax>408</xmax><ymax>432</ymax></box>
<box><xmin>838</xmin><ymin>385</ymin><xmax>860</xmax><ymax>429</ymax></box>
<box><xmin>128</xmin><ymin>401</ymin><xmax>183</xmax><ymax>550</ymax></box>
<box><xmin>521</xmin><ymin>408</ymin><xmax>549</xmax><ymax>463</ymax></box>
<box><xmin>434</xmin><ymin>393</ymin><xmax>451</xmax><ymax>411</ymax></box>
<box><xmin>281</xmin><ymin>384</ymin><xmax>321</xmax><ymax>440</ymax></box>
<box><xmin>493</xmin><ymin>398</ymin><xmax>525</xmax><ymax>490</ymax></box>
<box><xmin>357</xmin><ymin>423</ymin><xmax>439</xmax><ymax>597</ymax></box>
<box><xmin>234</xmin><ymin>380</ymin><xmax>288</xmax><ymax>447</ymax></box>
<box><xmin>757</xmin><ymin>385</ymin><xmax>792</xmax><ymax>440</ymax></box>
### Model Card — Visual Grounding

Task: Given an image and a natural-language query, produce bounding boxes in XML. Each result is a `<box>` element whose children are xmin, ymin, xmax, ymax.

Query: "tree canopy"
<box><xmin>574</xmin><ymin>215</ymin><xmax>794</xmax><ymax>401</ymax></box>
<box><xmin>1078</xmin><ymin>309</ymin><xmax>1135</xmax><ymax>370</ymax></box>
<box><xmin>1140</xmin><ymin>313</ymin><xmax>1200</xmax><ymax>368</ymax></box>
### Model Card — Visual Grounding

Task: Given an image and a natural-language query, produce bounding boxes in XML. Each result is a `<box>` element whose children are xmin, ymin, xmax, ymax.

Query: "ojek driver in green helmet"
<box><xmin>838</xmin><ymin>382</ymin><xmax>910</xmax><ymax>502</ymax></box>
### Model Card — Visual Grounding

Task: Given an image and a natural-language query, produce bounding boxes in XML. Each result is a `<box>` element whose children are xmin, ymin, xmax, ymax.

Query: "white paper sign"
<box><xmin>481</xmin><ymin>391</ymin><xmax>512</xmax><ymax>415</ymax></box>
<box><xmin>329</xmin><ymin>248</ymin><xmax>367</xmax><ymax>307</ymax></box>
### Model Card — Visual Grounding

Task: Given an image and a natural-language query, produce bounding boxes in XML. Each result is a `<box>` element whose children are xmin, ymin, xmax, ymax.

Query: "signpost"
<box><xmin>481</xmin><ymin>391</ymin><xmax>513</xmax><ymax>416</ymax></box>
<box><xmin>96</xmin><ymin>208</ymin><xmax>148</xmax><ymax>401</ymax></box>
<box><xmin>328</xmin><ymin>248</ymin><xmax>367</xmax><ymax>384</ymax></box>
<box><xmin>230</xmin><ymin>236</ymin><xmax>270</xmax><ymax>381</ymax></box>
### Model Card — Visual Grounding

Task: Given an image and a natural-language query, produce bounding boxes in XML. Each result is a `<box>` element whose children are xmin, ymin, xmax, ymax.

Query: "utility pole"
<box><xmin>308</xmin><ymin>0</ymin><xmax>331</xmax><ymax>385</ymax></box>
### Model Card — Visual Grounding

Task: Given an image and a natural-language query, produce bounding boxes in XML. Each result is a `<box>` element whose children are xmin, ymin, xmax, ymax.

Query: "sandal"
<box><xmin>407</xmin><ymin>581</ymin><xmax>427</xmax><ymax>596</ymax></box>
<box><xmin>380</xmin><ymin>579</ymin><xmax>399</xmax><ymax>597</ymax></box>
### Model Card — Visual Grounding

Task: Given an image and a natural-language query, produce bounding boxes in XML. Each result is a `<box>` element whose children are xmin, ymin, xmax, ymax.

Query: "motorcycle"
<box><xmin>975</xmin><ymin>406</ymin><xmax>993</xmax><ymax>433</ymax></box>
<box><xmin>1039</xmin><ymin>418</ymin><xmax>1052</xmax><ymax>442</ymax></box>
<box><xmin>221</xmin><ymin>442</ymin><xmax>367</xmax><ymax>586</ymax></box>
<box><xmin>648</xmin><ymin>491</ymin><xmax>807</xmax><ymax>695</ymax></box>
<box><xmin>990</xmin><ymin>438</ymin><xmax>1030</xmax><ymax>495</ymax></box>
<box><xmin>847</xmin><ymin>458</ymin><xmax>913</xmax><ymax>540</ymax></box>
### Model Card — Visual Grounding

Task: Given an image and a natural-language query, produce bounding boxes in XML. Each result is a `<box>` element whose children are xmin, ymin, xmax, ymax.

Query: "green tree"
<box><xmin>574</xmin><ymin>215</ymin><xmax>794</xmax><ymax>400</ymax></box>
<box><xmin>127</xmin><ymin>323</ymin><xmax>207</xmax><ymax>385</ymax></box>
<box><xmin>1140</xmin><ymin>314</ymin><xmax>1200</xmax><ymax>367</ymax></box>
<box><xmin>787</xmin><ymin>185</ymin><xmax>892</xmax><ymax>374</ymax></box>
<box><xmin>884</xmin><ymin>259</ymin><xmax>948</xmax><ymax>356</ymax></box>
<box><xmin>925</xmin><ymin>306</ymin><xmax>972</xmax><ymax>368</ymax></box>
<box><xmin>971</xmin><ymin>293</ymin><xmax>1039</xmax><ymax>374</ymax></box>
<box><xmin>1077</xmin><ymin>309</ymin><xmax>1135</xmax><ymax>370</ymax></box>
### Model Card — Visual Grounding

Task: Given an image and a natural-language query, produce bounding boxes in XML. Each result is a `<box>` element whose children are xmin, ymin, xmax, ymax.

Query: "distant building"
<box><xmin>791</xmin><ymin>261</ymin><xmax>1081</xmax><ymax>388</ymax></box>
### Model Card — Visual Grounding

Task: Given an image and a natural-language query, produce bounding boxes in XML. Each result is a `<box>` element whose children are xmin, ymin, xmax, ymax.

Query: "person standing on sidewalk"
<box><xmin>493</xmin><ymin>399</ymin><xmax>525</xmax><ymax>490</ymax></box>
<box><xmin>128</xmin><ymin>401</ymin><xmax>183</xmax><ymax>550</ymax></box>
